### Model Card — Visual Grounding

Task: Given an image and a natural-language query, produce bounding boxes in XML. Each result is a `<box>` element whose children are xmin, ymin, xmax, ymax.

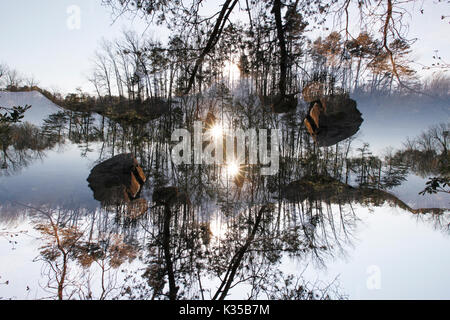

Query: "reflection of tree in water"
<box><xmin>5</xmin><ymin>88</ymin><xmax>448</xmax><ymax>300</ymax></box>
<box><xmin>23</xmin><ymin>196</ymin><xmax>353</xmax><ymax>299</ymax></box>
<box><xmin>397</xmin><ymin>123</ymin><xmax>449</xmax><ymax>195</ymax></box>
<box><xmin>0</xmin><ymin>122</ymin><xmax>59</xmax><ymax>176</ymax></box>
<box><xmin>412</xmin><ymin>211</ymin><xmax>450</xmax><ymax>234</ymax></box>
<box><xmin>397</xmin><ymin>123</ymin><xmax>448</xmax><ymax>178</ymax></box>
<box><xmin>27</xmin><ymin>204</ymin><xmax>137</xmax><ymax>300</ymax></box>
<box><xmin>21</xmin><ymin>154</ymin><xmax>448</xmax><ymax>300</ymax></box>
<box><xmin>119</xmin><ymin>201</ymin><xmax>348</xmax><ymax>300</ymax></box>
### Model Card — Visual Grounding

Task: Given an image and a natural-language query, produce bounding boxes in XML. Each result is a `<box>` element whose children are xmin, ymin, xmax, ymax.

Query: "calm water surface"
<box><xmin>0</xmin><ymin>90</ymin><xmax>449</xmax><ymax>300</ymax></box>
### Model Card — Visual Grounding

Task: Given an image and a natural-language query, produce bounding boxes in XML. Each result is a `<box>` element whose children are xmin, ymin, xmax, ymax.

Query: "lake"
<box><xmin>0</xmin><ymin>89</ymin><xmax>449</xmax><ymax>300</ymax></box>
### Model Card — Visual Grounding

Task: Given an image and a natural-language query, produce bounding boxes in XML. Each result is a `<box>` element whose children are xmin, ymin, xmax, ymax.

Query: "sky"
<box><xmin>0</xmin><ymin>0</ymin><xmax>449</xmax><ymax>94</ymax></box>
<box><xmin>0</xmin><ymin>0</ymin><xmax>151</xmax><ymax>94</ymax></box>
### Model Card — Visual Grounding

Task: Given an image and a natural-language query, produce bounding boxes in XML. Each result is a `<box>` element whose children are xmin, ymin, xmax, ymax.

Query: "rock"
<box><xmin>304</xmin><ymin>94</ymin><xmax>363</xmax><ymax>147</ymax></box>
<box><xmin>152</xmin><ymin>186</ymin><xmax>190</xmax><ymax>206</ymax></box>
<box><xmin>302</xmin><ymin>82</ymin><xmax>325</xmax><ymax>102</ymax></box>
<box><xmin>87</xmin><ymin>153</ymin><xmax>146</xmax><ymax>205</ymax></box>
<box><xmin>281</xmin><ymin>176</ymin><xmax>352</xmax><ymax>202</ymax></box>
<box><xmin>302</xmin><ymin>82</ymin><xmax>347</xmax><ymax>102</ymax></box>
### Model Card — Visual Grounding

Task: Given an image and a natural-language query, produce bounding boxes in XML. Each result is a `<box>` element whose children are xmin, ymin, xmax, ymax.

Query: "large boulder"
<box><xmin>302</xmin><ymin>82</ymin><xmax>325</xmax><ymax>103</ymax></box>
<box><xmin>87</xmin><ymin>153</ymin><xmax>146</xmax><ymax>206</ymax></box>
<box><xmin>304</xmin><ymin>94</ymin><xmax>363</xmax><ymax>147</ymax></box>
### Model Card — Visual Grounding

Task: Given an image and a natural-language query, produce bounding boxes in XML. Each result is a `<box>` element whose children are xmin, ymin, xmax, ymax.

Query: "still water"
<box><xmin>0</xmin><ymin>89</ymin><xmax>449</xmax><ymax>300</ymax></box>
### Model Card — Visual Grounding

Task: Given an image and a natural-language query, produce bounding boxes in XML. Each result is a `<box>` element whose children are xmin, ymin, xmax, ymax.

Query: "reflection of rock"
<box><xmin>304</xmin><ymin>95</ymin><xmax>363</xmax><ymax>147</ymax></box>
<box><xmin>87</xmin><ymin>153</ymin><xmax>146</xmax><ymax>206</ymax></box>
<box><xmin>125</xmin><ymin>198</ymin><xmax>149</xmax><ymax>219</ymax></box>
<box><xmin>281</xmin><ymin>176</ymin><xmax>447</xmax><ymax>215</ymax></box>
<box><xmin>152</xmin><ymin>186</ymin><xmax>190</xmax><ymax>206</ymax></box>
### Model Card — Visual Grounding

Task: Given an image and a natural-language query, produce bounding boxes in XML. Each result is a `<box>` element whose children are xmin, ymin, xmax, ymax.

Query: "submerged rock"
<box><xmin>152</xmin><ymin>186</ymin><xmax>190</xmax><ymax>206</ymax></box>
<box><xmin>272</xmin><ymin>94</ymin><xmax>298</xmax><ymax>113</ymax></box>
<box><xmin>281</xmin><ymin>176</ymin><xmax>352</xmax><ymax>202</ymax></box>
<box><xmin>87</xmin><ymin>153</ymin><xmax>147</xmax><ymax>206</ymax></box>
<box><xmin>280</xmin><ymin>175</ymin><xmax>447</xmax><ymax>215</ymax></box>
<box><xmin>304</xmin><ymin>94</ymin><xmax>363</xmax><ymax>147</ymax></box>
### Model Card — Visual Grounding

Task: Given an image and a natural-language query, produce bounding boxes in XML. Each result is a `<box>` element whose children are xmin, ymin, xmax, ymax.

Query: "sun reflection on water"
<box><xmin>209</xmin><ymin>212</ymin><xmax>228</xmax><ymax>240</ymax></box>
<box><xmin>226</xmin><ymin>161</ymin><xmax>240</xmax><ymax>177</ymax></box>
<box><xmin>222</xmin><ymin>60</ymin><xmax>240</xmax><ymax>81</ymax></box>
<box><xmin>209</xmin><ymin>123</ymin><xmax>223</xmax><ymax>139</ymax></box>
